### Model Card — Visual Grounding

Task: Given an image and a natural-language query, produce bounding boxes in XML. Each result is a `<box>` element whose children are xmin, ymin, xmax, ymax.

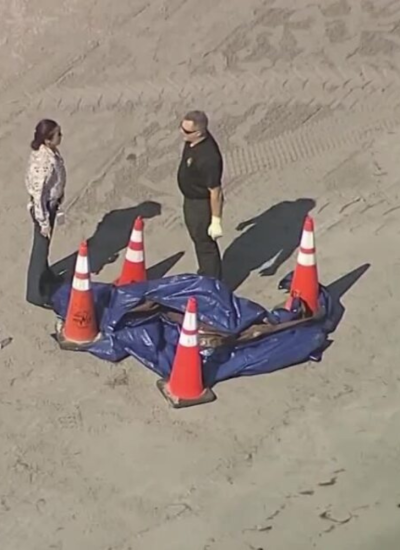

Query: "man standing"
<box><xmin>177</xmin><ymin>110</ymin><xmax>224</xmax><ymax>279</ymax></box>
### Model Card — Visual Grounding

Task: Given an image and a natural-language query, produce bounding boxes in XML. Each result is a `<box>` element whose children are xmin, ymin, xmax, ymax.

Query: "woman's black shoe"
<box><xmin>26</xmin><ymin>298</ymin><xmax>53</xmax><ymax>310</ymax></box>
<box><xmin>40</xmin><ymin>301</ymin><xmax>54</xmax><ymax>310</ymax></box>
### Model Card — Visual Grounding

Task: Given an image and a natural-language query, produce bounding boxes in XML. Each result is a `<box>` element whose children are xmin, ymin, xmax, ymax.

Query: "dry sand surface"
<box><xmin>1</xmin><ymin>0</ymin><xmax>400</xmax><ymax>548</ymax></box>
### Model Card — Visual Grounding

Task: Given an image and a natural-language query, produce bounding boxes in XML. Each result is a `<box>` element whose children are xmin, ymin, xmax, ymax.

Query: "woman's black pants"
<box><xmin>26</xmin><ymin>206</ymin><xmax>58</xmax><ymax>306</ymax></box>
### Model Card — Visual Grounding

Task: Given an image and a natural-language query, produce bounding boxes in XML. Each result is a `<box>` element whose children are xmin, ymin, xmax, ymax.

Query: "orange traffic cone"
<box><xmin>115</xmin><ymin>216</ymin><xmax>147</xmax><ymax>286</ymax></box>
<box><xmin>56</xmin><ymin>241</ymin><xmax>99</xmax><ymax>349</ymax></box>
<box><xmin>156</xmin><ymin>297</ymin><xmax>216</xmax><ymax>408</ymax></box>
<box><xmin>285</xmin><ymin>215</ymin><xmax>319</xmax><ymax>315</ymax></box>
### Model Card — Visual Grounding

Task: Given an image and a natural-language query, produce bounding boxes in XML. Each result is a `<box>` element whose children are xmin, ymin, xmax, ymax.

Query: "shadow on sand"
<box><xmin>326</xmin><ymin>263</ymin><xmax>371</xmax><ymax>332</ymax></box>
<box><xmin>50</xmin><ymin>201</ymin><xmax>185</xmax><ymax>282</ymax></box>
<box><xmin>222</xmin><ymin>198</ymin><xmax>316</xmax><ymax>291</ymax></box>
<box><xmin>147</xmin><ymin>251</ymin><xmax>185</xmax><ymax>280</ymax></box>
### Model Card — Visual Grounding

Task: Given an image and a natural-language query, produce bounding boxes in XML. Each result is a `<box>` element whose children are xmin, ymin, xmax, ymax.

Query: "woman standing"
<box><xmin>25</xmin><ymin>119</ymin><xmax>66</xmax><ymax>309</ymax></box>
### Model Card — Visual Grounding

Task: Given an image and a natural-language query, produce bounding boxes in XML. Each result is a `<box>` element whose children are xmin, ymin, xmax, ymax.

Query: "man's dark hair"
<box><xmin>183</xmin><ymin>110</ymin><xmax>209</xmax><ymax>133</ymax></box>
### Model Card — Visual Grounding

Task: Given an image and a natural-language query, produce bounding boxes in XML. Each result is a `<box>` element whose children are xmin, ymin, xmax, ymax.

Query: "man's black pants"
<box><xmin>26</xmin><ymin>206</ymin><xmax>59</xmax><ymax>306</ymax></box>
<box><xmin>183</xmin><ymin>198</ymin><xmax>222</xmax><ymax>279</ymax></box>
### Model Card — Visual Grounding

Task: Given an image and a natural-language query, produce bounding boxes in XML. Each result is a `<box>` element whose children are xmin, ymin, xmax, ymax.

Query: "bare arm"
<box><xmin>209</xmin><ymin>186</ymin><xmax>223</xmax><ymax>218</ymax></box>
<box><xmin>198</xmin><ymin>150</ymin><xmax>224</xmax><ymax>239</ymax></box>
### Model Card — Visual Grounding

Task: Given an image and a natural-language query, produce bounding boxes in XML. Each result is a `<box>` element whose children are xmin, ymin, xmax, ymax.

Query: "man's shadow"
<box><xmin>51</xmin><ymin>200</ymin><xmax>163</xmax><ymax>281</ymax></box>
<box><xmin>222</xmin><ymin>198</ymin><xmax>316</xmax><ymax>291</ymax></box>
<box><xmin>326</xmin><ymin>263</ymin><xmax>371</xmax><ymax>333</ymax></box>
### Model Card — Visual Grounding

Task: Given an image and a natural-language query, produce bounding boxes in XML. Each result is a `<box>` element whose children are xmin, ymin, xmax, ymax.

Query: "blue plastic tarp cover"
<box><xmin>51</xmin><ymin>273</ymin><xmax>334</xmax><ymax>387</ymax></box>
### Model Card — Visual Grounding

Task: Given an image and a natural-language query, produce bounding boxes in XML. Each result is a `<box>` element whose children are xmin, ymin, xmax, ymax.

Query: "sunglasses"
<box><xmin>180</xmin><ymin>124</ymin><xmax>197</xmax><ymax>135</ymax></box>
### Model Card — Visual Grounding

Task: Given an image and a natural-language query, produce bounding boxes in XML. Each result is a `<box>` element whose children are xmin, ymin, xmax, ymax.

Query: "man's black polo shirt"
<box><xmin>177</xmin><ymin>132</ymin><xmax>223</xmax><ymax>200</ymax></box>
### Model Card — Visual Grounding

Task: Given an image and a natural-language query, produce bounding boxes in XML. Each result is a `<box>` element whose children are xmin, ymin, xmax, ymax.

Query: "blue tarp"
<box><xmin>51</xmin><ymin>272</ymin><xmax>335</xmax><ymax>387</ymax></box>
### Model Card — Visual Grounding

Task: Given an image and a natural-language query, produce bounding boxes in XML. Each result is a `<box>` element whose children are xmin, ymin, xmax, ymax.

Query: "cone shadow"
<box><xmin>327</xmin><ymin>263</ymin><xmax>371</xmax><ymax>332</ymax></box>
<box><xmin>222</xmin><ymin>198</ymin><xmax>316</xmax><ymax>291</ymax></box>
<box><xmin>51</xmin><ymin>200</ymin><xmax>162</xmax><ymax>282</ymax></box>
<box><xmin>147</xmin><ymin>252</ymin><xmax>185</xmax><ymax>280</ymax></box>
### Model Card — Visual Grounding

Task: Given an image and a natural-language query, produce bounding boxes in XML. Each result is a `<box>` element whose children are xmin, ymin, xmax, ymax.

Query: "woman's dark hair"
<box><xmin>31</xmin><ymin>119</ymin><xmax>59</xmax><ymax>150</ymax></box>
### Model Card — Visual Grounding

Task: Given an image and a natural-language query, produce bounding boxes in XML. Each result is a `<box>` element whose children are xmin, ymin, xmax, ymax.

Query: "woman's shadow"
<box><xmin>51</xmin><ymin>200</ymin><xmax>162</xmax><ymax>281</ymax></box>
<box><xmin>222</xmin><ymin>198</ymin><xmax>316</xmax><ymax>291</ymax></box>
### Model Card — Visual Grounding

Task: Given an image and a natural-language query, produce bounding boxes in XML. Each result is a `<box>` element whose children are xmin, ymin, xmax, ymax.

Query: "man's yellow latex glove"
<box><xmin>207</xmin><ymin>216</ymin><xmax>223</xmax><ymax>240</ymax></box>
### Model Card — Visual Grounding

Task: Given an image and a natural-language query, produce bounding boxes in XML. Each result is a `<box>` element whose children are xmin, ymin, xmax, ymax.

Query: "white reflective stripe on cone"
<box><xmin>72</xmin><ymin>277</ymin><xmax>90</xmax><ymax>291</ymax></box>
<box><xmin>131</xmin><ymin>229</ymin><xmax>143</xmax><ymax>243</ymax></box>
<box><xmin>297</xmin><ymin>250</ymin><xmax>316</xmax><ymax>267</ymax></box>
<box><xmin>180</xmin><ymin>331</ymin><xmax>198</xmax><ymax>347</ymax></box>
<box><xmin>183</xmin><ymin>311</ymin><xmax>197</xmax><ymax>332</ymax></box>
<box><xmin>126</xmin><ymin>248</ymin><xmax>144</xmax><ymax>262</ymax></box>
<box><xmin>300</xmin><ymin>230</ymin><xmax>314</xmax><ymax>250</ymax></box>
<box><xmin>75</xmin><ymin>254</ymin><xmax>89</xmax><ymax>274</ymax></box>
